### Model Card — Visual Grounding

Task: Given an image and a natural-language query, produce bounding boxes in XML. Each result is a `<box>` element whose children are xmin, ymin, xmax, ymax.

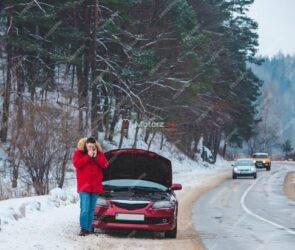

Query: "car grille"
<box><xmin>94</xmin><ymin>215</ymin><xmax>170</xmax><ymax>224</ymax></box>
<box><xmin>112</xmin><ymin>201</ymin><xmax>148</xmax><ymax>210</ymax></box>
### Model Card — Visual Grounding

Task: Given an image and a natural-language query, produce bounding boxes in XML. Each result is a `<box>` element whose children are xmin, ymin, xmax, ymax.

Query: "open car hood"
<box><xmin>103</xmin><ymin>149</ymin><xmax>172</xmax><ymax>188</ymax></box>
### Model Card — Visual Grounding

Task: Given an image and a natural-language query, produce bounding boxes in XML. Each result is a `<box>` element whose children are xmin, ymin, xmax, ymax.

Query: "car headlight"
<box><xmin>152</xmin><ymin>200</ymin><xmax>175</xmax><ymax>209</ymax></box>
<box><xmin>263</xmin><ymin>160</ymin><xmax>266</xmax><ymax>163</ymax></box>
<box><xmin>96</xmin><ymin>197</ymin><xmax>109</xmax><ymax>207</ymax></box>
<box><xmin>253</xmin><ymin>160</ymin><xmax>256</xmax><ymax>163</ymax></box>
<box><xmin>250</xmin><ymin>167</ymin><xmax>256</xmax><ymax>172</ymax></box>
<box><xmin>233</xmin><ymin>167</ymin><xmax>238</xmax><ymax>172</ymax></box>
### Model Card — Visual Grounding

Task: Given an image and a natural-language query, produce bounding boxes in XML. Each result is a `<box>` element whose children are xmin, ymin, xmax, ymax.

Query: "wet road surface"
<box><xmin>193</xmin><ymin>162</ymin><xmax>295</xmax><ymax>250</ymax></box>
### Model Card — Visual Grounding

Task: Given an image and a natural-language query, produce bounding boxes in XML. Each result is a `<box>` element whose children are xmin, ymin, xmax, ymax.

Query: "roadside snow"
<box><xmin>0</xmin><ymin>187</ymin><xmax>79</xmax><ymax>231</ymax></box>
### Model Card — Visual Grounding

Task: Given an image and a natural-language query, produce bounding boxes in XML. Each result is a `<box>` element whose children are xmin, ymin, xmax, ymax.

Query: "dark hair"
<box><xmin>86</xmin><ymin>137</ymin><xmax>96</xmax><ymax>143</ymax></box>
<box><xmin>83</xmin><ymin>137</ymin><xmax>96</xmax><ymax>153</ymax></box>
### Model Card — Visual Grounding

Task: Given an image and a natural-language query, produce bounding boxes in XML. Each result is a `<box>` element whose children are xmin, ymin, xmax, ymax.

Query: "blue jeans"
<box><xmin>79</xmin><ymin>192</ymin><xmax>99</xmax><ymax>231</ymax></box>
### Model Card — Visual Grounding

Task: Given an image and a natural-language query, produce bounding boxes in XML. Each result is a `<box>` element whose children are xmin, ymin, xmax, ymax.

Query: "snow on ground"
<box><xmin>0</xmin><ymin>123</ymin><xmax>230</xmax><ymax>249</ymax></box>
<box><xmin>0</xmin><ymin>187</ymin><xmax>78</xmax><ymax>229</ymax></box>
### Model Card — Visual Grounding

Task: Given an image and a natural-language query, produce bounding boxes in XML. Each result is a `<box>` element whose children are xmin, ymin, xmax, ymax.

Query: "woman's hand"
<box><xmin>93</xmin><ymin>150</ymin><xmax>109</xmax><ymax>168</ymax></box>
<box><xmin>88</xmin><ymin>148</ymin><xmax>97</xmax><ymax>158</ymax></box>
<box><xmin>87</xmin><ymin>149</ymin><xmax>94</xmax><ymax>158</ymax></box>
<box><xmin>86</xmin><ymin>143</ymin><xmax>97</xmax><ymax>158</ymax></box>
<box><xmin>92</xmin><ymin>148</ymin><xmax>97</xmax><ymax>158</ymax></box>
<box><xmin>87</xmin><ymin>150</ymin><xmax>92</xmax><ymax>158</ymax></box>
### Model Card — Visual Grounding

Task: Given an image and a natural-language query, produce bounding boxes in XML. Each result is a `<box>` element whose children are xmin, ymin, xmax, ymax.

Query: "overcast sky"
<box><xmin>248</xmin><ymin>0</ymin><xmax>295</xmax><ymax>57</ymax></box>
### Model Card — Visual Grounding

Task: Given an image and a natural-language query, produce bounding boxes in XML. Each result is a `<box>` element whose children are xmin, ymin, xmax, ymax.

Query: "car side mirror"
<box><xmin>231</xmin><ymin>163</ymin><xmax>234</xmax><ymax>167</ymax></box>
<box><xmin>170</xmin><ymin>183</ymin><xmax>182</xmax><ymax>191</ymax></box>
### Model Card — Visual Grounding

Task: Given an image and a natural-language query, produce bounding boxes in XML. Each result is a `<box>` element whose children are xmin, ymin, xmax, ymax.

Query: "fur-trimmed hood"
<box><xmin>77</xmin><ymin>137</ymin><xmax>103</xmax><ymax>152</ymax></box>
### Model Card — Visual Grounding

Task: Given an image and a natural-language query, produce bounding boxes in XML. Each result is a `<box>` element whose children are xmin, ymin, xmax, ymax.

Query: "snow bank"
<box><xmin>0</xmin><ymin>187</ymin><xmax>78</xmax><ymax>231</ymax></box>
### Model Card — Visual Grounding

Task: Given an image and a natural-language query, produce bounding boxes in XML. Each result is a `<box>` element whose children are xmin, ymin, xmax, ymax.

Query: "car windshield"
<box><xmin>253</xmin><ymin>153</ymin><xmax>268</xmax><ymax>158</ymax></box>
<box><xmin>103</xmin><ymin>179</ymin><xmax>168</xmax><ymax>192</ymax></box>
<box><xmin>235</xmin><ymin>160</ymin><xmax>254</xmax><ymax>166</ymax></box>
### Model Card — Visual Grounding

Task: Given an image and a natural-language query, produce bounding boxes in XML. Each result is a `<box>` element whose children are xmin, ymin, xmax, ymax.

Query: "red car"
<box><xmin>93</xmin><ymin>148</ymin><xmax>182</xmax><ymax>238</ymax></box>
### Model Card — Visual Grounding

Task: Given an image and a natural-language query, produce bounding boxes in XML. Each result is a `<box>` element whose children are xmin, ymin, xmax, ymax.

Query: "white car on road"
<box><xmin>232</xmin><ymin>159</ymin><xmax>257</xmax><ymax>179</ymax></box>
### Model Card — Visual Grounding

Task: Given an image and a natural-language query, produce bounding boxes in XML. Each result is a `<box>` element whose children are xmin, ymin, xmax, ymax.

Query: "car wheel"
<box><xmin>266</xmin><ymin>166</ymin><xmax>271</xmax><ymax>171</ymax></box>
<box><xmin>233</xmin><ymin>174</ymin><xmax>237</xmax><ymax>179</ymax></box>
<box><xmin>164</xmin><ymin>223</ymin><xmax>177</xmax><ymax>238</ymax></box>
<box><xmin>253</xmin><ymin>173</ymin><xmax>257</xmax><ymax>179</ymax></box>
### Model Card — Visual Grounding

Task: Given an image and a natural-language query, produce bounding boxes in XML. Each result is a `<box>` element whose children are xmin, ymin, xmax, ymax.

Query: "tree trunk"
<box><xmin>222</xmin><ymin>141</ymin><xmax>227</xmax><ymax>158</ymax></box>
<box><xmin>0</xmin><ymin>33</ymin><xmax>12</xmax><ymax>142</ymax></box>
<box><xmin>11</xmin><ymin>163</ymin><xmax>19</xmax><ymax>188</ymax></box>
<box><xmin>132</xmin><ymin>112</ymin><xmax>141</xmax><ymax>148</ymax></box>
<box><xmin>76</xmin><ymin>65</ymin><xmax>86</xmax><ymax>134</ymax></box>
<box><xmin>91</xmin><ymin>75</ymin><xmax>99</xmax><ymax>136</ymax></box>
<box><xmin>132</xmin><ymin>124</ymin><xmax>140</xmax><ymax>149</ymax></box>
<box><xmin>16</xmin><ymin>56</ymin><xmax>24</xmax><ymax>129</ymax></box>
<box><xmin>160</xmin><ymin>129</ymin><xmax>164</xmax><ymax>150</ymax></box>
<box><xmin>33</xmin><ymin>178</ymin><xmax>46</xmax><ymax>195</ymax></box>
<box><xmin>148</xmin><ymin>131</ymin><xmax>156</xmax><ymax>150</ymax></box>
<box><xmin>69</xmin><ymin>65</ymin><xmax>75</xmax><ymax>105</ymax></box>
<box><xmin>144</xmin><ymin>128</ymin><xmax>150</xmax><ymax>144</ymax></box>
<box><xmin>83</xmin><ymin>0</ymin><xmax>91</xmax><ymax>134</ymax></box>
<box><xmin>109</xmin><ymin>106</ymin><xmax>119</xmax><ymax>141</ymax></box>
<box><xmin>118</xmin><ymin>123</ymin><xmax>124</xmax><ymax>149</ymax></box>
<box><xmin>103</xmin><ymin>96</ymin><xmax>111</xmax><ymax>140</ymax></box>
<box><xmin>92</xmin><ymin>0</ymin><xmax>105</xmax><ymax>136</ymax></box>
<box><xmin>58</xmin><ymin>149</ymin><xmax>69</xmax><ymax>189</ymax></box>
<box><xmin>43</xmin><ymin>54</ymin><xmax>55</xmax><ymax>102</ymax></box>
<box><xmin>212</xmin><ymin>130</ymin><xmax>221</xmax><ymax>162</ymax></box>
<box><xmin>26</xmin><ymin>55</ymin><xmax>37</xmax><ymax>102</ymax></box>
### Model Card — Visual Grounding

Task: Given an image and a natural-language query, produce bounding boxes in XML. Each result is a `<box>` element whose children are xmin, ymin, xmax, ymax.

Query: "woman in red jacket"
<box><xmin>72</xmin><ymin>137</ymin><xmax>109</xmax><ymax>236</ymax></box>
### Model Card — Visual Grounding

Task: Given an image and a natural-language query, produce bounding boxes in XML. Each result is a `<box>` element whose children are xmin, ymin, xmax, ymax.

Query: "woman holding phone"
<box><xmin>72</xmin><ymin>137</ymin><xmax>109</xmax><ymax>236</ymax></box>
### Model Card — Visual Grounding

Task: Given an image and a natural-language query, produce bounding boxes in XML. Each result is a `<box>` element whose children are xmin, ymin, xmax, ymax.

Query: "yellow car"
<box><xmin>252</xmin><ymin>153</ymin><xmax>271</xmax><ymax>171</ymax></box>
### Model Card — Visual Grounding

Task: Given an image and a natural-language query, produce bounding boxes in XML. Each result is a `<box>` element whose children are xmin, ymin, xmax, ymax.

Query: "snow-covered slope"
<box><xmin>99</xmin><ymin>120</ymin><xmax>227</xmax><ymax>174</ymax></box>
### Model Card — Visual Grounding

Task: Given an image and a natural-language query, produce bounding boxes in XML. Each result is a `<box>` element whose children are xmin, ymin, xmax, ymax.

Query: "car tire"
<box><xmin>164</xmin><ymin>223</ymin><xmax>177</xmax><ymax>238</ymax></box>
<box><xmin>266</xmin><ymin>166</ymin><xmax>271</xmax><ymax>171</ymax></box>
<box><xmin>233</xmin><ymin>174</ymin><xmax>237</xmax><ymax>179</ymax></box>
<box><xmin>253</xmin><ymin>173</ymin><xmax>257</xmax><ymax>179</ymax></box>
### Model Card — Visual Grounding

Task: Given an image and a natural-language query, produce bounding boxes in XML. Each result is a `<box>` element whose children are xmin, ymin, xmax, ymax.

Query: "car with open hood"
<box><xmin>92</xmin><ymin>148</ymin><xmax>182</xmax><ymax>238</ymax></box>
<box><xmin>252</xmin><ymin>152</ymin><xmax>271</xmax><ymax>171</ymax></box>
<box><xmin>232</xmin><ymin>158</ymin><xmax>257</xmax><ymax>179</ymax></box>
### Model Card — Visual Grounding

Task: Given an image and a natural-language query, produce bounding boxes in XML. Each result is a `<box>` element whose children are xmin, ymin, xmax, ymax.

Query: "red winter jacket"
<box><xmin>72</xmin><ymin>149</ymin><xmax>109</xmax><ymax>193</ymax></box>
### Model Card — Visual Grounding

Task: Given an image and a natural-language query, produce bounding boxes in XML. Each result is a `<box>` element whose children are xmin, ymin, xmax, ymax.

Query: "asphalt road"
<box><xmin>192</xmin><ymin>162</ymin><xmax>295</xmax><ymax>250</ymax></box>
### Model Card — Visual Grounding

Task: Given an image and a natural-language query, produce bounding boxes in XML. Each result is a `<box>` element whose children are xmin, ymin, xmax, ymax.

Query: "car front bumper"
<box><xmin>255</xmin><ymin>162</ymin><xmax>270</xmax><ymax>168</ymax></box>
<box><xmin>93</xmin><ymin>206</ymin><xmax>176</xmax><ymax>231</ymax></box>
<box><xmin>93</xmin><ymin>218</ymin><xmax>175</xmax><ymax>231</ymax></box>
<box><xmin>233</xmin><ymin>170</ymin><xmax>256</xmax><ymax>176</ymax></box>
<box><xmin>233</xmin><ymin>172</ymin><xmax>256</xmax><ymax>177</ymax></box>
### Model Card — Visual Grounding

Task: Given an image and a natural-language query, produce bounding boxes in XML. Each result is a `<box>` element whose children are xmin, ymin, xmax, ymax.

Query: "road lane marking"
<box><xmin>240</xmin><ymin>173</ymin><xmax>295</xmax><ymax>236</ymax></box>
